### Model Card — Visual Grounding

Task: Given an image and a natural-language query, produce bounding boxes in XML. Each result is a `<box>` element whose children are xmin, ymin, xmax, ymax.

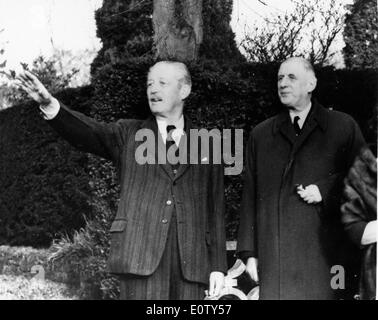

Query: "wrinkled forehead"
<box><xmin>148</xmin><ymin>62</ymin><xmax>183</xmax><ymax>81</ymax></box>
<box><xmin>278</xmin><ymin>59</ymin><xmax>310</xmax><ymax>77</ymax></box>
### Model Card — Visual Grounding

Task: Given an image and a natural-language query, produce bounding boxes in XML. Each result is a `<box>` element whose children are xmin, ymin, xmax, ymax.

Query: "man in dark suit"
<box><xmin>237</xmin><ymin>57</ymin><xmax>366</xmax><ymax>300</ymax></box>
<box><xmin>17</xmin><ymin>61</ymin><xmax>227</xmax><ymax>300</ymax></box>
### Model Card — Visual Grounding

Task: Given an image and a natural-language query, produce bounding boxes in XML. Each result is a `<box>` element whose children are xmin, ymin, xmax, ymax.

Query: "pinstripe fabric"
<box><xmin>119</xmin><ymin>210</ymin><xmax>206</xmax><ymax>300</ymax></box>
<box><xmin>48</xmin><ymin>103</ymin><xmax>228</xmax><ymax>285</ymax></box>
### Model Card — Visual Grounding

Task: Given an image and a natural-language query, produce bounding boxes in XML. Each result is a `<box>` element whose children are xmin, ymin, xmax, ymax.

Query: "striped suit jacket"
<box><xmin>48</xmin><ymin>103</ymin><xmax>228</xmax><ymax>284</ymax></box>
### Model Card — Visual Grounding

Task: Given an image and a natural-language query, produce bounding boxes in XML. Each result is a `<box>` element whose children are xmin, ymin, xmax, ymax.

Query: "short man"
<box><xmin>237</xmin><ymin>57</ymin><xmax>366</xmax><ymax>300</ymax></box>
<box><xmin>17</xmin><ymin>61</ymin><xmax>227</xmax><ymax>300</ymax></box>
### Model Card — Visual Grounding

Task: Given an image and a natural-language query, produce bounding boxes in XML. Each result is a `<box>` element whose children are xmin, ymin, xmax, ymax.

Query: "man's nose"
<box><xmin>149</xmin><ymin>84</ymin><xmax>158</xmax><ymax>93</ymax></box>
<box><xmin>279</xmin><ymin>77</ymin><xmax>288</xmax><ymax>88</ymax></box>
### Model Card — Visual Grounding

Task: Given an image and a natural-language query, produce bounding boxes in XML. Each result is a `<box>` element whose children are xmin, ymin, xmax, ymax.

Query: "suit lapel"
<box><xmin>292</xmin><ymin>116</ymin><xmax>317</xmax><ymax>155</ymax></box>
<box><xmin>292</xmin><ymin>100</ymin><xmax>328</xmax><ymax>155</ymax></box>
<box><xmin>273</xmin><ymin>99</ymin><xmax>328</xmax><ymax>154</ymax></box>
<box><xmin>274</xmin><ymin>111</ymin><xmax>296</xmax><ymax>145</ymax></box>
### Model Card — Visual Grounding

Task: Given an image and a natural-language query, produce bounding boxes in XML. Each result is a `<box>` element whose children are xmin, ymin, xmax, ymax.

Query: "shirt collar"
<box><xmin>289</xmin><ymin>102</ymin><xmax>312</xmax><ymax>129</ymax></box>
<box><xmin>156</xmin><ymin>115</ymin><xmax>185</xmax><ymax>145</ymax></box>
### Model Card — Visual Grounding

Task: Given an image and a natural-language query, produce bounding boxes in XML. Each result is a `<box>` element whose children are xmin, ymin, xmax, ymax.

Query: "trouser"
<box><xmin>119</xmin><ymin>209</ymin><xmax>206</xmax><ymax>300</ymax></box>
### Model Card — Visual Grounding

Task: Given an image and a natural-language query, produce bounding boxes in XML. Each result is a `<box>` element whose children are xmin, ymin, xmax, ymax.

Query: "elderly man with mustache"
<box><xmin>16</xmin><ymin>60</ymin><xmax>227</xmax><ymax>300</ymax></box>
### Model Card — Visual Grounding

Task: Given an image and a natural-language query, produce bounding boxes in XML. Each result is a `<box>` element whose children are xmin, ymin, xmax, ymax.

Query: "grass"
<box><xmin>0</xmin><ymin>274</ymin><xmax>79</xmax><ymax>300</ymax></box>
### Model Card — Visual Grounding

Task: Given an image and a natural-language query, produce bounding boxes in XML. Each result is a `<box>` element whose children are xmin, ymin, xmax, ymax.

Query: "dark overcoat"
<box><xmin>47</xmin><ymin>102</ymin><xmax>228</xmax><ymax>285</ymax></box>
<box><xmin>341</xmin><ymin>147</ymin><xmax>376</xmax><ymax>300</ymax></box>
<box><xmin>237</xmin><ymin>100</ymin><xmax>365</xmax><ymax>299</ymax></box>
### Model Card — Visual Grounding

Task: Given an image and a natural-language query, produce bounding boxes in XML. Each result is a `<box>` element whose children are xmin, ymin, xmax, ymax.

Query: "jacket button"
<box><xmin>162</xmin><ymin>219</ymin><xmax>168</xmax><ymax>224</ymax></box>
<box><xmin>166</xmin><ymin>200</ymin><xmax>172</xmax><ymax>205</ymax></box>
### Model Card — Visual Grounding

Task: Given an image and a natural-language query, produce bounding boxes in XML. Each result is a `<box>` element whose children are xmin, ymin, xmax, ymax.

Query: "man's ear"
<box><xmin>180</xmin><ymin>84</ymin><xmax>191</xmax><ymax>100</ymax></box>
<box><xmin>307</xmin><ymin>76</ymin><xmax>317</xmax><ymax>94</ymax></box>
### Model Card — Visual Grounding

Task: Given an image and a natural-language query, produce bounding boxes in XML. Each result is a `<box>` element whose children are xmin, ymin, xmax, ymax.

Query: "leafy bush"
<box><xmin>48</xmin><ymin>196</ymin><xmax>119</xmax><ymax>300</ymax></box>
<box><xmin>0</xmin><ymin>86</ymin><xmax>94</xmax><ymax>247</ymax></box>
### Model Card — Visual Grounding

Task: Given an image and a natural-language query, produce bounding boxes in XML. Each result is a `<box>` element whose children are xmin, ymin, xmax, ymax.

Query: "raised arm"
<box><xmin>16</xmin><ymin>69</ymin><xmax>126</xmax><ymax>162</ymax></box>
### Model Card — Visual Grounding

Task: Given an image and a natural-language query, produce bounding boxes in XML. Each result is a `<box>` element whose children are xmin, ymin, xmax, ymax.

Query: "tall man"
<box><xmin>17</xmin><ymin>61</ymin><xmax>227</xmax><ymax>300</ymax></box>
<box><xmin>237</xmin><ymin>57</ymin><xmax>366</xmax><ymax>300</ymax></box>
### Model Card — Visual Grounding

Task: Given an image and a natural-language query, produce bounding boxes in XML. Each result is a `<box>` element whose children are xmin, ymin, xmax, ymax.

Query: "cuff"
<box><xmin>40</xmin><ymin>97</ymin><xmax>60</xmax><ymax>120</ymax></box>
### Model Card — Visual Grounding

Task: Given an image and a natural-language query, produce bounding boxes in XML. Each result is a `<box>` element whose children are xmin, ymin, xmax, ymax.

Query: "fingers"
<box><xmin>15</xmin><ymin>71</ymin><xmax>52</xmax><ymax>104</ymax></box>
<box><xmin>297</xmin><ymin>184</ymin><xmax>322</xmax><ymax>204</ymax></box>
<box><xmin>207</xmin><ymin>272</ymin><xmax>224</xmax><ymax>298</ymax></box>
<box><xmin>213</xmin><ymin>284</ymin><xmax>221</xmax><ymax>297</ymax></box>
<box><xmin>250</xmin><ymin>268</ymin><xmax>259</xmax><ymax>282</ymax></box>
<box><xmin>297</xmin><ymin>184</ymin><xmax>304</xmax><ymax>192</ymax></box>
<box><xmin>17</xmin><ymin>72</ymin><xmax>34</xmax><ymax>86</ymax></box>
<box><xmin>208</xmin><ymin>277</ymin><xmax>216</xmax><ymax>297</ymax></box>
<box><xmin>23</xmin><ymin>70</ymin><xmax>38</xmax><ymax>83</ymax></box>
<box><xmin>16</xmin><ymin>69</ymin><xmax>40</xmax><ymax>91</ymax></box>
<box><xmin>14</xmin><ymin>77</ymin><xmax>31</xmax><ymax>93</ymax></box>
<box><xmin>15</xmin><ymin>75</ymin><xmax>35</xmax><ymax>95</ymax></box>
<box><xmin>246</xmin><ymin>258</ymin><xmax>259</xmax><ymax>283</ymax></box>
<box><xmin>213</xmin><ymin>276</ymin><xmax>224</xmax><ymax>297</ymax></box>
<box><xmin>298</xmin><ymin>192</ymin><xmax>314</xmax><ymax>203</ymax></box>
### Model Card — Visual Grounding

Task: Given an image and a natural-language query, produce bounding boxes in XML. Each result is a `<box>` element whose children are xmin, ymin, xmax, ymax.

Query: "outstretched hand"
<box><xmin>15</xmin><ymin>68</ymin><xmax>53</xmax><ymax>106</ymax></box>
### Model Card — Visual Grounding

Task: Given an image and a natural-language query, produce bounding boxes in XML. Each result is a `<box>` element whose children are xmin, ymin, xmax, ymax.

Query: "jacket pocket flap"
<box><xmin>110</xmin><ymin>219</ymin><xmax>127</xmax><ymax>232</ymax></box>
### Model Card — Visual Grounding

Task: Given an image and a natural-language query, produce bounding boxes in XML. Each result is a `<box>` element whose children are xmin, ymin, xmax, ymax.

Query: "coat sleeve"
<box><xmin>208</xmin><ymin>163</ymin><xmax>228</xmax><ymax>274</ymax></box>
<box><xmin>47</xmin><ymin>101</ymin><xmax>127</xmax><ymax>163</ymax></box>
<box><xmin>316</xmin><ymin>117</ymin><xmax>366</xmax><ymax>216</ymax></box>
<box><xmin>236</xmin><ymin>131</ymin><xmax>258</xmax><ymax>258</ymax></box>
<box><xmin>341</xmin><ymin>185</ymin><xmax>369</xmax><ymax>246</ymax></box>
<box><xmin>341</xmin><ymin>147</ymin><xmax>377</xmax><ymax>246</ymax></box>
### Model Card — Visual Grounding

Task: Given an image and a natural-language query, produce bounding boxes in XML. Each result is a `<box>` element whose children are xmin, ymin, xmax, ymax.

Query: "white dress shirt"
<box><xmin>289</xmin><ymin>102</ymin><xmax>312</xmax><ymax>129</ymax></box>
<box><xmin>156</xmin><ymin>116</ymin><xmax>185</xmax><ymax>146</ymax></box>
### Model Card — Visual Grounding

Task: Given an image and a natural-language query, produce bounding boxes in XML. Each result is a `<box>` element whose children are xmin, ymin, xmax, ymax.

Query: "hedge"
<box><xmin>0</xmin><ymin>86</ymin><xmax>94</xmax><ymax>247</ymax></box>
<box><xmin>0</xmin><ymin>61</ymin><xmax>376</xmax><ymax>245</ymax></box>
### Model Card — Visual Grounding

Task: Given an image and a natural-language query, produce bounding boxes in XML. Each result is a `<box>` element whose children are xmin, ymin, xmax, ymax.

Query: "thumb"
<box><xmin>214</xmin><ymin>277</ymin><xmax>223</xmax><ymax>296</ymax></box>
<box><xmin>208</xmin><ymin>276</ymin><xmax>215</xmax><ymax>296</ymax></box>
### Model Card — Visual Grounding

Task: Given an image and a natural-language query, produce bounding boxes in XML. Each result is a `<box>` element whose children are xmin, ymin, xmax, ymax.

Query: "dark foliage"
<box><xmin>200</xmin><ymin>0</ymin><xmax>245</xmax><ymax>63</ymax></box>
<box><xmin>343</xmin><ymin>0</ymin><xmax>378</xmax><ymax>69</ymax></box>
<box><xmin>91</xmin><ymin>0</ymin><xmax>244</xmax><ymax>74</ymax></box>
<box><xmin>0</xmin><ymin>86</ymin><xmax>94</xmax><ymax>247</ymax></box>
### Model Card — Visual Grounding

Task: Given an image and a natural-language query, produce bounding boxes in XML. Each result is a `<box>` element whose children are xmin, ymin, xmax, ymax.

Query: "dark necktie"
<box><xmin>166</xmin><ymin>125</ymin><xmax>179</xmax><ymax>172</ymax></box>
<box><xmin>293</xmin><ymin>116</ymin><xmax>301</xmax><ymax>136</ymax></box>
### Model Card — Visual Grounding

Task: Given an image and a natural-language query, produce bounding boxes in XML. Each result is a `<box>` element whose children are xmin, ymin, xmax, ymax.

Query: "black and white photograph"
<box><xmin>0</xmin><ymin>0</ymin><xmax>376</xmax><ymax>306</ymax></box>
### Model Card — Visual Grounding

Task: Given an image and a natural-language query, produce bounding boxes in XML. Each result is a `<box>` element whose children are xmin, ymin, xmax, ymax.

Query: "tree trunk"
<box><xmin>153</xmin><ymin>0</ymin><xmax>203</xmax><ymax>62</ymax></box>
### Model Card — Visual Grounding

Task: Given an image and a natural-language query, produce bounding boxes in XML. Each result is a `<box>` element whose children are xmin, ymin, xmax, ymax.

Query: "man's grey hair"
<box><xmin>149</xmin><ymin>61</ymin><xmax>192</xmax><ymax>87</ymax></box>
